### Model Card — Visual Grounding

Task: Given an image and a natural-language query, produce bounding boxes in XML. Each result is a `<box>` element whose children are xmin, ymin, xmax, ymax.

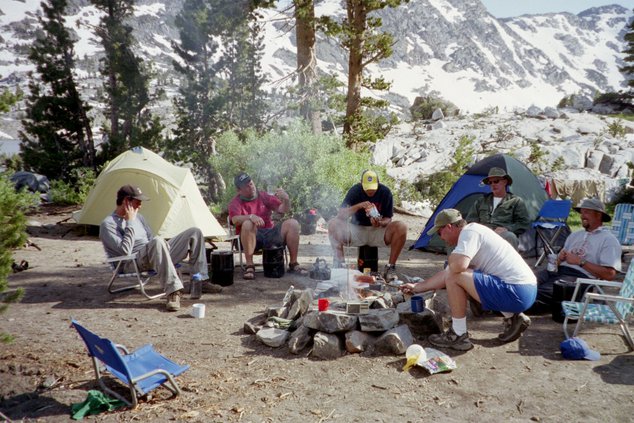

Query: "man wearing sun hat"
<box><xmin>101</xmin><ymin>185</ymin><xmax>219</xmax><ymax>312</ymax></box>
<box><xmin>328</xmin><ymin>170</ymin><xmax>407</xmax><ymax>281</ymax></box>
<box><xmin>465</xmin><ymin>167</ymin><xmax>530</xmax><ymax>250</ymax></box>
<box><xmin>532</xmin><ymin>198</ymin><xmax>622</xmax><ymax>311</ymax></box>
<box><xmin>400</xmin><ymin>208</ymin><xmax>537</xmax><ymax>351</ymax></box>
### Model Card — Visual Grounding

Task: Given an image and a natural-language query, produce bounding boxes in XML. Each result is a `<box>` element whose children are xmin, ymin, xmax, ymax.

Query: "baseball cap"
<box><xmin>560</xmin><ymin>337</ymin><xmax>601</xmax><ymax>361</ymax></box>
<box><xmin>234</xmin><ymin>172</ymin><xmax>252</xmax><ymax>189</ymax></box>
<box><xmin>361</xmin><ymin>170</ymin><xmax>379</xmax><ymax>191</ymax></box>
<box><xmin>117</xmin><ymin>185</ymin><xmax>150</xmax><ymax>203</ymax></box>
<box><xmin>427</xmin><ymin>209</ymin><xmax>462</xmax><ymax>235</ymax></box>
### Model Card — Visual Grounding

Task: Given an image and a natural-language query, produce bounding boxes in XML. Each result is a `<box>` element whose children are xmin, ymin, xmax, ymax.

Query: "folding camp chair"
<box><xmin>561</xmin><ymin>264</ymin><xmax>634</xmax><ymax>350</ymax></box>
<box><xmin>106</xmin><ymin>253</ymin><xmax>165</xmax><ymax>299</ymax></box>
<box><xmin>532</xmin><ymin>199</ymin><xmax>572</xmax><ymax>267</ymax></box>
<box><xmin>71</xmin><ymin>319</ymin><xmax>190</xmax><ymax>408</ymax></box>
<box><xmin>610</xmin><ymin>203</ymin><xmax>634</xmax><ymax>245</ymax></box>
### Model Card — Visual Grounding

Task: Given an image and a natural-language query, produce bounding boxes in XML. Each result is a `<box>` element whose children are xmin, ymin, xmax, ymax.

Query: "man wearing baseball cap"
<box><xmin>328</xmin><ymin>170</ymin><xmax>407</xmax><ymax>281</ymax></box>
<box><xmin>532</xmin><ymin>198</ymin><xmax>621</xmax><ymax>311</ymax></box>
<box><xmin>465</xmin><ymin>167</ymin><xmax>530</xmax><ymax>250</ymax></box>
<box><xmin>401</xmin><ymin>208</ymin><xmax>537</xmax><ymax>350</ymax></box>
<box><xmin>100</xmin><ymin>185</ymin><xmax>220</xmax><ymax>312</ymax></box>
<box><xmin>228</xmin><ymin>172</ymin><xmax>306</xmax><ymax>280</ymax></box>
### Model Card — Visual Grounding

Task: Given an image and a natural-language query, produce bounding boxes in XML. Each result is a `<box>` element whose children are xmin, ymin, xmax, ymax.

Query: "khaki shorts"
<box><xmin>347</xmin><ymin>225</ymin><xmax>387</xmax><ymax>247</ymax></box>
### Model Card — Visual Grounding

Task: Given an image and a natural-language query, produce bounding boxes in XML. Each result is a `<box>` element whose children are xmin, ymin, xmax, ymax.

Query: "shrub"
<box><xmin>410</xmin><ymin>96</ymin><xmax>460</xmax><ymax>120</ymax></box>
<box><xmin>48</xmin><ymin>167</ymin><xmax>97</xmax><ymax>205</ymax></box>
<box><xmin>606</xmin><ymin>119</ymin><xmax>627</xmax><ymax>139</ymax></box>
<box><xmin>209</xmin><ymin>122</ymin><xmax>396</xmax><ymax>218</ymax></box>
<box><xmin>0</xmin><ymin>173</ymin><xmax>38</xmax><ymax>343</ymax></box>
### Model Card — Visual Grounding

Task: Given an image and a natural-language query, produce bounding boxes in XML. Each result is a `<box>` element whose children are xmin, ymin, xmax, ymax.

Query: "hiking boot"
<box><xmin>166</xmin><ymin>290</ymin><xmax>183</xmax><ymax>312</ymax></box>
<box><xmin>428</xmin><ymin>328</ymin><xmax>474</xmax><ymax>351</ymax></box>
<box><xmin>202</xmin><ymin>282</ymin><xmax>223</xmax><ymax>294</ymax></box>
<box><xmin>383</xmin><ymin>264</ymin><xmax>397</xmax><ymax>282</ymax></box>
<box><xmin>498</xmin><ymin>313</ymin><xmax>531</xmax><ymax>343</ymax></box>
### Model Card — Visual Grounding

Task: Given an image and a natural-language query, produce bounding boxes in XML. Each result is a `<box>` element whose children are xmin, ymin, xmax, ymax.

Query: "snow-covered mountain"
<box><xmin>0</xmin><ymin>0</ymin><xmax>632</xmax><ymax>139</ymax></box>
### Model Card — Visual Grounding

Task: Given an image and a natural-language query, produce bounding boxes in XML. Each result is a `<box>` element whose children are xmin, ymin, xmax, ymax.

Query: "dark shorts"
<box><xmin>473</xmin><ymin>270</ymin><xmax>537</xmax><ymax>313</ymax></box>
<box><xmin>255</xmin><ymin>224</ymin><xmax>284</xmax><ymax>250</ymax></box>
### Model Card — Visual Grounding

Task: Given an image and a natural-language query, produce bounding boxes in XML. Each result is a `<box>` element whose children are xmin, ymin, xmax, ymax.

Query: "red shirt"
<box><xmin>228</xmin><ymin>191</ymin><xmax>281</xmax><ymax>234</ymax></box>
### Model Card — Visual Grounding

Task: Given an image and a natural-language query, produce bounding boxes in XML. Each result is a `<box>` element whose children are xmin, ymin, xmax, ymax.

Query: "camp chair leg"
<box><xmin>535</xmin><ymin>226</ymin><xmax>564</xmax><ymax>267</ymax></box>
<box><xmin>107</xmin><ymin>256</ymin><xmax>166</xmax><ymax>300</ymax></box>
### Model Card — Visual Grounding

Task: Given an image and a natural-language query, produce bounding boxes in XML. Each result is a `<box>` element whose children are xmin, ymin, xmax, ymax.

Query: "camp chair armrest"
<box><xmin>107</xmin><ymin>253</ymin><xmax>138</xmax><ymax>264</ymax></box>
<box><xmin>115</xmin><ymin>343</ymin><xmax>130</xmax><ymax>354</ymax></box>
<box><xmin>584</xmin><ymin>292</ymin><xmax>634</xmax><ymax>304</ymax></box>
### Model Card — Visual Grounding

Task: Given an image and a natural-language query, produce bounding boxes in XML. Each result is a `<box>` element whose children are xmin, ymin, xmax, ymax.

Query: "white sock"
<box><xmin>452</xmin><ymin>317</ymin><xmax>467</xmax><ymax>336</ymax></box>
<box><xmin>501</xmin><ymin>312</ymin><xmax>513</xmax><ymax>318</ymax></box>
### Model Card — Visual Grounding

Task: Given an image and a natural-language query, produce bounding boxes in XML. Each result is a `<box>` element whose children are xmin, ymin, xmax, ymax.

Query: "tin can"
<box><xmin>368</xmin><ymin>205</ymin><xmax>380</xmax><ymax>219</ymax></box>
<box><xmin>547</xmin><ymin>254</ymin><xmax>558</xmax><ymax>272</ymax></box>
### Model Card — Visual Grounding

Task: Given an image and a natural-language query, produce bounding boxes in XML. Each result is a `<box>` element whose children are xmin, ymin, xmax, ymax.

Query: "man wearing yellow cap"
<box><xmin>328</xmin><ymin>170</ymin><xmax>407</xmax><ymax>281</ymax></box>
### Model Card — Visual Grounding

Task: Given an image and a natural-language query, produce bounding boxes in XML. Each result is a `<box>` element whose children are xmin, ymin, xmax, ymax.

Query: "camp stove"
<box><xmin>309</xmin><ymin>258</ymin><xmax>331</xmax><ymax>280</ymax></box>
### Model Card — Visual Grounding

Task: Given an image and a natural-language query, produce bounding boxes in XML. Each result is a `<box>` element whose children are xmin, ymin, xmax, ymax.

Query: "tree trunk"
<box><xmin>343</xmin><ymin>0</ymin><xmax>366</xmax><ymax>145</ymax></box>
<box><xmin>294</xmin><ymin>0</ymin><xmax>321</xmax><ymax>134</ymax></box>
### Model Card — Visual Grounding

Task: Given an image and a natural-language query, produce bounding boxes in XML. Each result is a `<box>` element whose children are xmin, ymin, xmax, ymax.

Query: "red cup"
<box><xmin>318</xmin><ymin>298</ymin><xmax>329</xmax><ymax>311</ymax></box>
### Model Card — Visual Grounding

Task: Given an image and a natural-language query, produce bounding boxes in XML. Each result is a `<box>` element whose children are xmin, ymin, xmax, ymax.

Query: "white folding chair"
<box><xmin>106</xmin><ymin>253</ymin><xmax>165</xmax><ymax>300</ymax></box>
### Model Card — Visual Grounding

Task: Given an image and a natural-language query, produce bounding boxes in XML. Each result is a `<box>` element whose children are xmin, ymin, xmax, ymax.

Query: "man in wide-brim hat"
<box><xmin>531</xmin><ymin>198</ymin><xmax>622</xmax><ymax>311</ymax></box>
<box><xmin>465</xmin><ymin>167</ymin><xmax>530</xmax><ymax>250</ymax></box>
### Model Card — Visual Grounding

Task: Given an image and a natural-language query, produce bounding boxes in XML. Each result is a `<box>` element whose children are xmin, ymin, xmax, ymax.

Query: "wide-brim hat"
<box><xmin>427</xmin><ymin>209</ymin><xmax>462</xmax><ymax>235</ymax></box>
<box><xmin>574</xmin><ymin>198</ymin><xmax>611</xmax><ymax>222</ymax></box>
<box><xmin>481</xmin><ymin>167</ymin><xmax>513</xmax><ymax>185</ymax></box>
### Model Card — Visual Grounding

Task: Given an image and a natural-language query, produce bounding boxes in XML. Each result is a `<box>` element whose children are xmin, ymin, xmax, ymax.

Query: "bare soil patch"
<box><xmin>1</xmin><ymin>206</ymin><xmax>633</xmax><ymax>422</ymax></box>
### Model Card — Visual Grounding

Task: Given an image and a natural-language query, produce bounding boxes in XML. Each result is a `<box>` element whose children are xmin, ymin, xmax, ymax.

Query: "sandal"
<box><xmin>243</xmin><ymin>265</ymin><xmax>256</xmax><ymax>280</ymax></box>
<box><xmin>11</xmin><ymin>260</ymin><xmax>29</xmax><ymax>273</ymax></box>
<box><xmin>288</xmin><ymin>262</ymin><xmax>309</xmax><ymax>276</ymax></box>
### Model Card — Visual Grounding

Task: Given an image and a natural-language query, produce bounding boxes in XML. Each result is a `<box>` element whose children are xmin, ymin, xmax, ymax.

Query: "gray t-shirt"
<box><xmin>100</xmin><ymin>212</ymin><xmax>153</xmax><ymax>258</ymax></box>
<box><xmin>560</xmin><ymin>226</ymin><xmax>622</xmax><ymax>276</ymax></box>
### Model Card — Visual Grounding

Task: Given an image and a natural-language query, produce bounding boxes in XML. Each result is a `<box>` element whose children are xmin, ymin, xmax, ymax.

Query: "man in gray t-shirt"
<box><xmin>533</xmin><ymin>198</ymin><xmax>622</xmax><ymax>310</ymax></box>
<box><xmin>100</xmin><ymin>185</ymin><xmax>218</xmax><ymax>312</ymax></box>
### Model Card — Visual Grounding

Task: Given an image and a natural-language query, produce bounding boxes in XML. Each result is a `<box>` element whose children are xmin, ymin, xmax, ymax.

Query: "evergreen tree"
<box><xmin>20</xmin><ymin>0</ymin><xmax>96</xmax><ymax>182</ymax></box>
<box><xmin>168</xmin><ymin>0</ymin><xmax>268</xmax><ymax>202</ymax></box>
<box><xmin>319</xmin><ymin>0</ymin><xmax>406</xmax><ymax>147</ymax></box>
<box><xmin>621</xmin><ymin>10</ymin><xmax>634</xmax><ymax>96</ymax></box>
<box><xmin>92</xmin><ymin>0</ymin><xmax>164</xmax><ymax>160</ymax></box>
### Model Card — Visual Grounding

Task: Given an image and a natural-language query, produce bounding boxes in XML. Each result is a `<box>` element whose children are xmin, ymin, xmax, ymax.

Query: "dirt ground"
<box><xmin>1</xmin><ymin>205</ymin><xmax>633</xmax><ymax>422</ymax></box>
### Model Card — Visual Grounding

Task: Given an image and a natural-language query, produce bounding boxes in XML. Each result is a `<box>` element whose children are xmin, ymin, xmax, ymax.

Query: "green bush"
<box><xmin>410</xmin><ymin>96</ymin><xmax>460</xmax><ymax>121</ymax></box>
<box><xmin>1</xmin><ymin>173</ymin><xmax>38</xmax><ymax>343</ymax></box>
<box><xmin>606</xmin><ymin>119</ymin><xmax>627</xmax><ymax>139</ymax></box>
<box><xmin>48</xmin><ymin>167</ymin><xmax>96</xmax><ymax>205</ymax></box>
<box><xmin>209</xmin><ymin>122</ymin><xmax>396</xmax><ymax>218</ymax></box>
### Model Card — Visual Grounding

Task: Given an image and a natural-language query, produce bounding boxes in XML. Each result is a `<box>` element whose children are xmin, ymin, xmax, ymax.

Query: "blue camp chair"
<box><xmin>532</xmin><ymin>199</ymin><xmax>572</xmax><ymax>267</ymax></box>
<box><xmin>71</xmin><ymin>319</ymin><xmax>189</xmax><ymax>408</ymax></box>
<box><xmin>610</xmin><ymin>203</ymin><xmax>634</xmax><ymax>245</ymax></box>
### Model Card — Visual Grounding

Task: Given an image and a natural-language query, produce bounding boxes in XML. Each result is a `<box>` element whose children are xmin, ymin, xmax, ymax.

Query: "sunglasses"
<box><xmin>489</xmin><ymin>178</ymin><xmax>505</xmax><ymax>184</ymax></box>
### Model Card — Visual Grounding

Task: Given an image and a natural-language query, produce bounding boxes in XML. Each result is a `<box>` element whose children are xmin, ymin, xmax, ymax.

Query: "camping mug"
<box><xmin>411</xmin><ymin>295</ymin><xmax>424</xmax><ymax>313</ymax></box>
<box><xmin>318</xmin><ymin>298</ymin><xmax>329</xmax><ymax>311</ymax></box>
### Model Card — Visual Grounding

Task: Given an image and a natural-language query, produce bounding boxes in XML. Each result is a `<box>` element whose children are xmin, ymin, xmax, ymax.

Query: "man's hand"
<box><xmin>400</xmin><ymin>283</ymin><xmax>418</xmax><ymax>295</ymax></box>
<box><xmin>248</xmin><ymin>214</ymin><xmax>264</xmax><ymax>227</ymax></box>
<box><xmin>123</xmin><ymin>199</ymin><xmax>137</xmax><ymax>221</ymax></box>
<box><xmin>275</xmin><ymin>188</ymin><xmax>289</xmax><ymax>202</ymax></box>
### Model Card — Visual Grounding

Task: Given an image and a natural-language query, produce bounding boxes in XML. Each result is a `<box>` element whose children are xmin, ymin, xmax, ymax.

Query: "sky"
<box><xmin>481</xmin><ymin>0</ymin><xmax>633</xmax><ymax>18</ymax></box>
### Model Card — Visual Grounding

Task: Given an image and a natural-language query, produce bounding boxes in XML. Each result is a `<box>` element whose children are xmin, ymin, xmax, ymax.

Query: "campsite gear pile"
<box><xmin>243</xmin><ymin>283</ymin><xmax>440</xmax><ymax>360</ymax></box>
<box><xmin>309</xmin><ymin>258</ymin><xmax>331</xmax><ymax>280</ymax></box>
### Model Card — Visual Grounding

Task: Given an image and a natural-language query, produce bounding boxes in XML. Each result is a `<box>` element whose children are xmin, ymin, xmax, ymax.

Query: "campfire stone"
<box><xmin>243</xmin><ymin>313</ymin><xmax>268</xmax><ymax>335</ymax></box>
<box><xmin>303</xmin><ymin>310</ymin><xmax>358</xmax><ymax>333</ymax></box>
<box><xmin>288</xmin><ymin>324</ymin><xmax>313</xmax><ymax>354</ymax></box>
<box><xmin>398</xmin><ymin>309</ymin><xmax>442</xmax><ymax>338</ymax></box>
<box><xmin>312</xmin><ymin>332</ymin><xmax>344</xmax><ymax>359</ymax></box>
<box><xmin>345</xmin><ymin>330</ymin><xmax>374</xmax><ymax>353</ymax></box>
<box><xmin>374</xmin><ymin>325</ymin><xmax>414</xmax><ymax>354</ymax></box>
<box><xmin>267</xmin><ymin>305</ymin><xmax>288</xmax><ymax>318</ymax></box>
<box><xmin>256</xmin><ymin>327</ymin><xmax>290</xmax><ymax>348</ymax></box>
<box><xmin>287</xmin><ymin>289</ymin><xmax>313</xmax><ymax>320</ymax></box>
<box><xmin>358</xmin><ymin>309</ymin><xmax>399</xmax><ymax>332</ymax></box>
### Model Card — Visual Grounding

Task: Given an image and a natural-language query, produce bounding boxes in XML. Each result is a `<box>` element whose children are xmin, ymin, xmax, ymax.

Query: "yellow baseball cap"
<box><xmin>361</xmin><ymin>170</ymin><xmax>379</xmax><ymax>191</ymax></box>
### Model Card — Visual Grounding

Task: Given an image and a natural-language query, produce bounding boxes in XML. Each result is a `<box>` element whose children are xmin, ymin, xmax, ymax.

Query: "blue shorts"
<box><xmin>473</xmin><ymin>270</ymin><xmax>537</xmax><ymax>313</ymax></box>
<box><xmin>255</xmin><ymin>224</ymin><xmax>284</xmax><ymax>250</ymax></box>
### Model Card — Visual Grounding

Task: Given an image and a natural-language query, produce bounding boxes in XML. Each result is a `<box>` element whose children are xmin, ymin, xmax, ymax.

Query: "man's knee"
<box><xmin>282</xmin><ymin>218</ymin><xmax>300</xmax><ymax>233</ymax></box>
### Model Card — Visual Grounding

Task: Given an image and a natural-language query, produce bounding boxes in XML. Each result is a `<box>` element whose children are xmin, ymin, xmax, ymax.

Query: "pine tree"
<box><xmin>168</xmin><ymin>0</ymin><xmax>268</xmax><ymax>202</ymax></box>
<box><xmin>91</xmin><ymin>0</ymin><xmax>164</xmax><ymax>160</ymax></box>
<box><xmin>621</xmin><ymin>10</ymin><xmax>634</xmax><ymax>96</ymax></box>
<box><xmin>20</xmin><ymin>0</ymin><xmax>96</xmax><ymax>182</ymax></box>
<box><xmin>319</xmin><ymin>0</ymin><xmax>406</xmax><ymax>147</ymax></box>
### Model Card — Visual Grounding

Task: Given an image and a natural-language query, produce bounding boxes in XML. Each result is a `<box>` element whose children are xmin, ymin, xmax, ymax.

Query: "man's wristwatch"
<box><xmin>579</xmin><ymin>259</ymin><xmax>587</xmax><ymax>267</ymax></box>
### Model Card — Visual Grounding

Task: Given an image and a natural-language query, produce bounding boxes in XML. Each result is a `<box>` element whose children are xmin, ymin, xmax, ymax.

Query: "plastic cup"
<box><xmin>411</xmin><ymin>295</ymin><xmax>424</xmax><ymax>313</ymax></box>
<box><xmin>318</xmin><ymin>298</ymin><xmax>329</xmax><ymax>311</ymax></box>
<box><xmin>191</xmin><ymin>303</ymin><xmax>205</xmax><ymax>318</ymax></box>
